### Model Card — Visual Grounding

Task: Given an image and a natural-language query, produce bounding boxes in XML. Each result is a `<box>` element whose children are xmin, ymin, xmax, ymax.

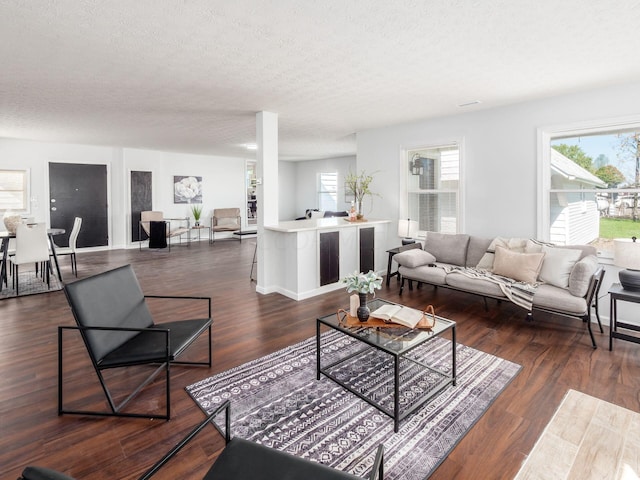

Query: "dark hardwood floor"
<box><xmin>1</xmin><ymin>239</ymin><xmax>638</xmax><ymax>479</ymax></box>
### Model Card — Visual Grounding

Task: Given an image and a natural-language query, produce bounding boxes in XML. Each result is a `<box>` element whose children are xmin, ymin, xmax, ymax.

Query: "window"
<box><xmin>318</xmin><ymin>172</ymin><xmax>338</xmax><ymax>211</ymax></box>
<box><xmin>538</xmin><ymin>117</ymin><xmax>640</xmax><ymax>257</ymax></box>
<box><xmin>404</xmin><ymin>143</ymin><xmax>461</xmax><ymax>235</ymax></box>
<box><xmin>0</xmin><ymin>169</ymin><xmax>29</xmax><ymax>212</ymax></box>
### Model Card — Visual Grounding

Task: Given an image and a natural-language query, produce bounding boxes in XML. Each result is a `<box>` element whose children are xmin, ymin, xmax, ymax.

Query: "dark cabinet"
<box><xmin>359</xmin><ymin>227</ymin><xmax>375</xmax><ymax>273</ymax></box>
<box><xmin>320</xmin><ymin>231</ymin><xmax>340</xmax><ymax>286</ymax></box>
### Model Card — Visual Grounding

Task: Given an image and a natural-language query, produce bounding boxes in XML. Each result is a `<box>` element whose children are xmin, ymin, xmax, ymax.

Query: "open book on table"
<box><xmin>369</xmin><ymin>304</ymin><xmax>425</xmax><ymax>329</ymax></box>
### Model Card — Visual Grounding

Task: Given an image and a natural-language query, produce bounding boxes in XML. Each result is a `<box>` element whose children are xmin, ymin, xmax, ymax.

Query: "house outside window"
<box><xmin>0</xmin><ymin>169</ymin><xmax>29</xmax><ymax>212</ymax></box>
<box><xmin>405</xmin><ymin>143</ymin><xmax>461</xmax><ymax>236</ymax></box>
<box><xmin>538</xmin><ymin>117</ymin><xmax>640</xmax><ymax>257</ymax></box>
<box><xmin>318</xmin><ymin>172</ymin><xmax>338</xmax><ymax>211</ymax></box>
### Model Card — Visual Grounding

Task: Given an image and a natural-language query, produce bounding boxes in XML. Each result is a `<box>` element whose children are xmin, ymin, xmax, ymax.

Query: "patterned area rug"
<box><xmin>187</xmin><ymin>331</ymin><xmax>521</xmax><ymax>479</ymax></box>
<box><xmin>0</xmin><ymin>271</ymin><xmax>63</xmax><ymax>300</ymax></box>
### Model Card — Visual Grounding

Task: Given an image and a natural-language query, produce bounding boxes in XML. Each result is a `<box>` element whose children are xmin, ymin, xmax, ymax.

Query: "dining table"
<box><xmin>0</xmin><ymin>227</ymin><xmax>66</xmax><ymax>292</ymax></box>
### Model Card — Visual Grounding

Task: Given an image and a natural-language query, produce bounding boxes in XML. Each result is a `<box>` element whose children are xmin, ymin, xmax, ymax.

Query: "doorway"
<box><xmin>49</xmin><ymin>162</ymin><xmax>109</xmax><ymax>247</ymax></box>
<box><xmin>247</xmin><ymin>160</ymin><xmax>257</xmax><ymax>226</ymax></box>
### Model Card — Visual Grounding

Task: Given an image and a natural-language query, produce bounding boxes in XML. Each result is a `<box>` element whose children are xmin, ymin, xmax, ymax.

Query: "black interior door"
<box><xmin>49</xmin><ymin>163</ymin><xmax>109</xmax><ymax>247</ymax></box>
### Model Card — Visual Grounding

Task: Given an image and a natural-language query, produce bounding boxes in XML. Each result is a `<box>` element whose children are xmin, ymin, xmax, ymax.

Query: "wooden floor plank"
<box><xmin>1</xmin><ymin>240</ymin><xmax>639</xmax><ymax>479</ymax></box>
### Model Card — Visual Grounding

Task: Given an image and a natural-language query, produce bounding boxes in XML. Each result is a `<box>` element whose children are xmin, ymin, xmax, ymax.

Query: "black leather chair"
<box><xmin>21</xmin><ymin>401</ymin><xmax>384</xmax><ymax>480</ymax></box>
<box><xmin>58</xmin><ymin>264</ymin><xmax>212</xmax><ymax>420</ymax></box>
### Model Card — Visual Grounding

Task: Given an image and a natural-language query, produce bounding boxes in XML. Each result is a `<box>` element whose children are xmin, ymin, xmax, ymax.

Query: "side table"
<box><xmin>609</xmin><ymin>283</ymin><xmax>640</xmax><ymax>350</ymax></box>
<box><xmin>386</xmin><ymin>243</ymin><xmax>422</xmax><ymax>287</ymax></box>
<box><xmin>191</xmin><ymin>225</ymin><xmax>211</xmax><ymax>243</ymax></box>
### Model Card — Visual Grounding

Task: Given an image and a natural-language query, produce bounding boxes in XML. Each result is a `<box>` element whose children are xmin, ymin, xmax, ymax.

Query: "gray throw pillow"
<box><xmin>424</xmin><ymin>232</ymin><xmax>470</xmax><ymax>266</ymax></box>
<box><xmin>394</xmin><ymin>249</ymin><xmax>436</xmax><ymax>268</ymax></box>
<box><xmin>568</xmin><ymin>255</ymin><xmax>599</xmax><ymax>297</ymax></box>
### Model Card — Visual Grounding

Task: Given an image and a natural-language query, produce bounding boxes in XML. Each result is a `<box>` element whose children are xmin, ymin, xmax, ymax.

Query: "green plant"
<box><xmin>345</xmin><ymin>170</ymin><xmax>379</xmax><ymax>216</ymax></box>
<box><xmin>191</xmin><ymin>204</ymin><xmax>203</xmax><ymax>222</ymax></box>
<box><xmin>342</xmin><ymin>270</ymin><xmax>383</xmax><ymax>294</ymax></box>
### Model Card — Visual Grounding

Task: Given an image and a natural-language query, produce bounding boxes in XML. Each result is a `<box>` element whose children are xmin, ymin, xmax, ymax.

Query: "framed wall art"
<box><xmin>173</xmin><ymin>175</ymin><xmax>202</xmax><ymax>204</ymax></box>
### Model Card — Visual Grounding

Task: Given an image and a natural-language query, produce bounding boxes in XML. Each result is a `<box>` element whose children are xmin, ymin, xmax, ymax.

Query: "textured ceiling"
<box><xmin>1</xmin><ymin>1</ymin><xmax>639</xmax><ymax>161</ymax></box>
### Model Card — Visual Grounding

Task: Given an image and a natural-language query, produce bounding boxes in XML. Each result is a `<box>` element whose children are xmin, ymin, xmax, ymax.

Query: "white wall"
<box><xmin>291</xmin><ymin>155</ymin><xmax>356</xmax><ymax>220</ymax></box>
<box><xmin>122</xmin><ymin>148</ymin><xmax>246</xmax><ymax>245</ymax></box>
<box><xmin>358</xmin><ymin>81</ymin><xmax>640</xmax><ymax>247</ymax></box>
<box><xmin>0</xmin><ymin>138</ymin><xmax>247</xmax><ymax>248</ymax></box>
<box><xmin>278</xmin><ymin>160</ymin><xmax>297</xmax><ymax>221</ymax></box>
<box><xmin>356</xmin><ymin>80</ymin><xmax>640</xmax><ymax>327</ymax></box>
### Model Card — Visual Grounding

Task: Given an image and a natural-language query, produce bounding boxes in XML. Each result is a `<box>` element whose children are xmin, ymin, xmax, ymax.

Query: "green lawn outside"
<box><xmin>600</xmin><ymin>217</ymin><xmax>640</xmax><ymax>239</ymax></box>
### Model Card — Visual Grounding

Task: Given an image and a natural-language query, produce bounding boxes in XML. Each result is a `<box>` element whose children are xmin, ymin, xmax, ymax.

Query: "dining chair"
<box><xmin>13</xmin><ymin>223</ymin><xmax>51</xmax><ymax>296</ymax></box>
<box><xmin>52</xmin><ymin>217</ymin><xmax>82</xmax><ymax>277</ymax></box>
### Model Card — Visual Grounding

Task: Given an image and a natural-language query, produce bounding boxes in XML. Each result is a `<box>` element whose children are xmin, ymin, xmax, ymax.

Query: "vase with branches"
<box><xmin>345</xmin><ymin>170</ymin><xmax>378</xmax><ymax>219</ymax></box>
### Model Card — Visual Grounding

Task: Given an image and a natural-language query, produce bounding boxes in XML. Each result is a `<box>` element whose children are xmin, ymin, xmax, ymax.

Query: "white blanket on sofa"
<box><xmin>442</xmin><ymin>266</ymin><xmax>538</xmax><ymax>311</ymax></box>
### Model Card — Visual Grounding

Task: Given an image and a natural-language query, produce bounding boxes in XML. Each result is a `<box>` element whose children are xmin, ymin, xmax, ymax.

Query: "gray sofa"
<box><xmin>394</xmin><ymin>232</ymin><xmax>604</xmax><ymax>348</ymax></box>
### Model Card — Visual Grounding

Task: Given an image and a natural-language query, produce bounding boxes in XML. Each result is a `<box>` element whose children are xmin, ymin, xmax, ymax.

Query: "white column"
<box><xmin>256</xmin><ymin>111</ymin><xmax>278</xmax><ymax>290</ymax></box>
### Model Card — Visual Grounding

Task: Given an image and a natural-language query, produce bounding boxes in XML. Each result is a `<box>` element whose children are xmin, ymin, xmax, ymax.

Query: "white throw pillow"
<box><xmin>394</xmin><ymin>249</ymin><xmax>436</xmax><ymax>268</ymax></box>
<box><xmin>476</xmin><ymin>237</ymin><xmax>528</xmax><ymax>270</ymax></box>
<box><xmin>310</xmin><ymin>211</ymin><xmax>325</xmax><ymax>219</ymax></box>
<box><xmin>538</xmin><ymin>246</ymin><xmax>583</xmax><ymax>289</ymax></box>
<box><xmin>492</xmin><ymin>246</ymin><xmax>545</xmax><ymax>284</ymax></box>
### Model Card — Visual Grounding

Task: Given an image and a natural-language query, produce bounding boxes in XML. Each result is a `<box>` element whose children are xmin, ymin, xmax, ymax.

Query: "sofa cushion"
<box><xmin>445</xmin><ymin>271</ymin><xmax>506</xmax><ymax>297</ymax></box>
<box><xmin>492</xmin><ymin>246</ymin><xmax>545</xmax><ymax>284</ymax></box>
<box><xmin>398</xmin><ymin>264</ymin><xmax>447</xmax><ymax>285</ymax></box>
<box><xmin>424</xmin><ymin>232</ymin><xmax>470</xmax><ymax>266</ymax></box>
<box><xmin>568</xmin><ymin>255</ymin><xmax>599</xmax><ymax>297</ymax></box>
<box><xmin>526</xmin><ymin>239</ymin><xmax>597</xmax><ymax>260</ymax></box>
<box><xmin>394</xmin><ymin>249</ymin><xmax>436</xmax><ymax>268</ymax></box>
<box><xmin>476</xmin><ymin>237</ymin><xmax>528</xmax><ymax>270</ymax></box>
<box><xmin>533</xmin><ymin>284</ymin><xmax>588</xmax><ymax>315</ymax></box>
<box><xmin>466</xmin><ymin>236</ymin><xmax>493</xmax><ymax>267</ymax></box>
<box><xmin>538</xmin><ymin>246</ymin><xmax>583</xmax><ymax>289</ymax></box>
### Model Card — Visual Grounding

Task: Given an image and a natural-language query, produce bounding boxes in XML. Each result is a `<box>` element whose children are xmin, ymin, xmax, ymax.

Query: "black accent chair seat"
<box><xmin>58</xmin><ymin>264</ymin><xmax>212</xmax><ymax>420</ymax></box>
<box><xmin>21</xmin><ymin>401</ymin><xmax>384</xmax><ymax>480</ymax></box>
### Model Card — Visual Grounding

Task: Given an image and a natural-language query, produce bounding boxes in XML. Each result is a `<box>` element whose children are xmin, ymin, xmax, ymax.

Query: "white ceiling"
<box><xmin>1</xmin><ymin>1</ymin><xmax>639</xmax><ymax>161</ymax></box>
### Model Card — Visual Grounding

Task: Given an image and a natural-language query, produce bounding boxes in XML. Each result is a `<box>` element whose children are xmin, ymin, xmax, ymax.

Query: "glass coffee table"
<box><xmin>316</xmin><ymin>298</ymin><xmax>456</xmax><ymax>432</ymax></box>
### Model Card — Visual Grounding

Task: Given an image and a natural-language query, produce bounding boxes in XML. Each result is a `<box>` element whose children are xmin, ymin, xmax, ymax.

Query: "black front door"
<box><xmin>49</xmin><ymin>163</ymin><xmax>109</xmax><ymax>247</ymax></box>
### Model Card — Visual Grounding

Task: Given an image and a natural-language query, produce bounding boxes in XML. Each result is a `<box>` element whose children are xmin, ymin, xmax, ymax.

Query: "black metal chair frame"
<box><xmin>140</xmin><ymin>400</ymin><xmax>384</xmax><ymax>480</ymax></box>
<box><xmin>22</xmin><ymin>400</ymin><xmax>384</xmax><ymax>480</ymax></box>
<box><xmin>59</xmin><ymin>271</ymin><xmax>212</xmax><ymax>420</ymax></box>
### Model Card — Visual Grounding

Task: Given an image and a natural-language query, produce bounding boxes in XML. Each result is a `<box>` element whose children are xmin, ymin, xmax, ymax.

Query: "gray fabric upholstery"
<box><xmin>398</xmin><ymin>264</ymin><xmax>447</xmax><ymax>285</ymax></box>
<box><xmin>423</xmin><ymin>232</ymin><xmax>470</xmax><ymax>266</ymax></box>
<box><xmin>569</xmin><ymin>255</ymin><xmax>599</xmax><ymax>297</ymax></box>
<box><xmin>397</xmin><ymin>233</ymin><xmax>601</xmax><ymax>321</ymax></box>
<box><xmin>532</xmin><ymin>283</ymin><xmax>588</xmax><ymax>314</ymax></box>
<box><xmin>394</xmin><ymin>249</ymin><xmax>436</xmax><ymax>268</ymax></box>
<box><xmin>445</xmin><ymin>271</ymin><xmax>507</xmax><ymax>297</ymax></box>
<box><xmin>466</xmin><ymin>236</ymin><xmax>493</xmax><ymax>268</ymax></box>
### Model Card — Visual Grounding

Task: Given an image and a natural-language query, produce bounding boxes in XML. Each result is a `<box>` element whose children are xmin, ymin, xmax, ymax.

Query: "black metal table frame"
<box><xmin>316</xmin><ymin>312</ymin><xmax>456</xmax><ymax>433</ymax></box>
<box><xmin>609</xmin><ymin>283</ymin><xmax>640</xmax><ymax>350</ymax></box>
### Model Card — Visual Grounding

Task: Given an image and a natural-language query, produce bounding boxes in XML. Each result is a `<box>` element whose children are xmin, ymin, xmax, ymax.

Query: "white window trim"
<box><xmin>399</xmin><ymin>137</ymin><xmax>465</xmax><ymax>235</ymax></box>
<box><xmin>317</xmin><ymin>171</ymin><xmax>338</xmax><ymax>211</ymax></box>
<box><xmin>0</xmin><ymin>168</ymin><xmax>30</xmax><ymax>214</ymax></box>
<box><xmin>537</xmin><ymin>114</ymin><xmax>640</xmax><ymax>251</ymax></box>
